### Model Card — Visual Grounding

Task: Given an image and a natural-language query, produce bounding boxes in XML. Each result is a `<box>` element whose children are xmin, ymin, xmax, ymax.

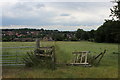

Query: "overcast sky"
<box><xmin>0</xmin><ymin>0</ymin><xmax>114</xmax><ymax>31</ymax></box>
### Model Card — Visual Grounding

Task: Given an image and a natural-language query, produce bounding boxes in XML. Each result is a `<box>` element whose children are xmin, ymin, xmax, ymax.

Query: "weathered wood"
<box><xmin>39</xmin><ymin>47</ymin><xmax>53</xmax><ymax>50</ymax></box>
<box><xmin>68</xmin><ymin>63</ymin><xmax>91</xmax><ymax>67</ymax></box>
<box><xmin>118</xmin><ymin>43</ymin><xmax>120</xmax><ymax>53</ymax></box>
<box><xmin>52</xmin><ymin>46</ymin><xmax>56</xmax><ymax>70</ymax></box>
<box><xmin>34</xmin><ymin>46</ymin><xmax>56</xmax><ymax>70</ymax></box>
<box><xmin>90</xmin><ymin>49</ymin><xmax>107</xmax><ymax>65</ymax></box>
<box><xmin>1</xmin><ymin>64</ymin><xmax>25</xmax><ymax>66</ymax></box>
<box><xmin>35</xmin><ymin>54</ymin><xmax>52</xmax><ymax>57</ymax></box>
<box><xmin>94</xmin><ymin>52</ymin><xmax>102</xmax><ymax>60</ymax></box>
<box><xmin>94</xmin><ymin>50</ymin><xmax>106</xmax><ymax>60</ymax></box>
<box><xmin>2</xmin><ymin>46</ymin><xmax>35</xmax><ymax>49</ymax></box>
<box><xmin>97</xmin><ymin>50</ymin><xmax>106</xmax><ymax>64</ymax></box>
<box><xmin>0</xmin><ymin>60</ymin><xmax>15</xmax><ymax>62</ymax></box>
<box><xmin>71</xmin><ymin>51</ymin><xmax>90</xmax><ymax>66</ymax></box>
<box><xmin>70</xmin><ymin>63</ymin><xmax>89</xmax><ymax>65</ymax></box>
<box><xmin>36</xmin><ymin>38</ymin><xmax>40</xmax><ymax>49</ymax></box>
<box><xmin>0</xmin><ymin>62</ymin><xmax>22</xmax><ymax>64</ymax></box>
<box><xmin>0</xmin><ymin>54</ymin><xmax>23</xmax><ymax>56</ymax></box>
<box><xmin>72</xmin><ymin>51</ymin><xmax>90</xmax><ymax>54</ymax></box>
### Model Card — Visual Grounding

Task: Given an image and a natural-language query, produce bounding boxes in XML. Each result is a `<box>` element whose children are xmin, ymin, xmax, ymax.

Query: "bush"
<box><xmin>23</xmin><ymin>51</ymin><xmax>55</xmax><ymax>69</ymax></box>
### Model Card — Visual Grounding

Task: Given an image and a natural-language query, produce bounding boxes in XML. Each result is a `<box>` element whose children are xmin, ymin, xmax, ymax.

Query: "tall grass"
<box><xmin>2</xmin><ymin>41</ymin><xmax>118</xmax><ymax>78</ymax></box>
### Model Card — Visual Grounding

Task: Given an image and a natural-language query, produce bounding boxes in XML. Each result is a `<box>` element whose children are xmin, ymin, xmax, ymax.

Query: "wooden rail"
<box><xmin>0</xmin><ymin>54</ymin><xmax>25</xmax><ymax>66</ymax></box>
<box><xmin>2</xmin><ymin>46</ymin><xmax>35</xmax><ymax>49</ymax></box>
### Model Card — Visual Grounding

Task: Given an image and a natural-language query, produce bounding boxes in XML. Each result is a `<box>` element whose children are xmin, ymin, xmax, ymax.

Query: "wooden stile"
<box><xmin>71</xmin><ymin>51</ymin><xmax>90</xmax><ymax>66</ymax></box>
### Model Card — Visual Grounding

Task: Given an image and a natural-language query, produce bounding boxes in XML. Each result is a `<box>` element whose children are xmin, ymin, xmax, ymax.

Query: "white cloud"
<box><xmin>1</xmin><ymin>25</ymin><xmax>99</xmax><ymax>31</ymax></box>
<box><xmin>1</xmin><ymin>2</ymin><xmax>114</xmax><ymax>30</ymax></box>
<box><xmin>0</xmin><ymin>0</ymin><xmax>112</xmax><ymax>2</ymax></box>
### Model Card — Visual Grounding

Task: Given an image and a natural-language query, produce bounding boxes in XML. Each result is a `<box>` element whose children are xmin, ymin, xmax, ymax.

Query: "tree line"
<box><xmin>2</xmin><ymin>23</ymin><xmax>119</xmax><ymax>43</ymax></box>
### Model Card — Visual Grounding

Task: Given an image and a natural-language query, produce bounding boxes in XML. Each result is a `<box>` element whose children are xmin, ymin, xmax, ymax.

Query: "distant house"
<box><xmin>31</xmin><ymin>31</ymin><xmax>39</xmax><ymax>35</ymax></box>
<box><xmin>43</xmin><ymin>37</ymin><xmax>53</xmax><ymax>41</ymax></box>
<box><xmin>13</xmin><ymin>38</ymin><xmax>35</xmax><ymax>42</ymax></box>
<box><xmin>6</xmin><ymin>31</ymin><xmax>15</xmax><ymax>36</ymax></box>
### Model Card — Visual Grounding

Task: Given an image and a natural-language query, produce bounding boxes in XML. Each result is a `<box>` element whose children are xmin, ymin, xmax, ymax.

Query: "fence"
<box><xmin>1</xmin><ymin>54</ymin><xmax>25</xmax><ymax>66</ymax></box>
<box><xmin>1</xmin><ymin>39</ymin><xmax>56</xmax><ymax>66</ymax></box>
<box><xmin>1</xmin><ymin>46</ymin><xmax>35</xmax><ymax>66</ymax></box>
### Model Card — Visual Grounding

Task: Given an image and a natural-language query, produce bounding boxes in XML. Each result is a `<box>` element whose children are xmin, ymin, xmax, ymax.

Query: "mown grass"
<box><xmin>2</xmin><ymin>41</ymin><xmax>118</xmax><ymax>78</ymax></box>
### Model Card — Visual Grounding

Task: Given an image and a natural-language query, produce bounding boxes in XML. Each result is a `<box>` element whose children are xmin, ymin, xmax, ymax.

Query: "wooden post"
<box><xmin>85</xmin><ymin>52</ymin><xmax>87</xmax><ymax>64</ymax></box>
<box><xmin>75</xmin><ymin>54</ymin><xmax>77</xmax><ymax>63</ymax></box>
<box><xmin>97</xmin><ymin>50</ymin><xmax>106</xmax><ymax>65</ymax></box>
<box><xmin>16</xmin><ymin>53</ymin><xmax>17</xmax><ymax>65</ymax></box>
<box><xmin>80</xmin><ymin>53</ymin><xmax>83</xmax><ymax>63</ymax></box>
<box><xmin>74</xmin><ymin>54</ymin><xmax>77</xmax><ymax>63</ymax></box>
<box><xmin>118</xmin><ymin>43</ymin><xmax>120</xmax><ymax>53</ymax></box>
<box><xmin>52</xmin><ymin>46</ymin><xmax>56</xmax><ymax>70</ymax></box>
<box><xmin>36</xmin><ymin>38</ymin><xmax>40</xmax><ymax>49</ymax></box>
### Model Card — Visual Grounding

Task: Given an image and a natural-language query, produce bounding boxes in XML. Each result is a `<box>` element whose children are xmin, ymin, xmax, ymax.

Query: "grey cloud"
<box><xmin>12</xmin><ymin>2</ymin><xmax>45</xmax><ymax>11</ymax></box>
<box><xmin>2</xmin><ymin>16</ymin><xmax>48</xmax><ymax>26</ymax></box>
<box><xmin>35</xmin><ymin>3</ymin><xmax>45</xmax><ymax>9</ymax></box>
<box><xmin>13</xmin><ymin>2</ymin><xmax>33</xmax><ymax>11</ymax></box>
<box><xmin>48</xmin><ymin>2</ymin><xmax>112</xmax><ymax>12</ymax></box>
<box><xmin>2</xmin><ymin>16</ymin><xmax>103</xmax><ymax>26</ymax></box>
<box><xmin>60</xmin><ymin>13</ymin><xmax>70</xmax><ymax>16</ymax></box>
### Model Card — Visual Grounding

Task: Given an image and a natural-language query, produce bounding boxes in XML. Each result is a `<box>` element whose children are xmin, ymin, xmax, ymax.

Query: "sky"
<box><xmin>0</xmin><ymin>0</ymin><xmax>114</xmax><ymax>31</ymax></box>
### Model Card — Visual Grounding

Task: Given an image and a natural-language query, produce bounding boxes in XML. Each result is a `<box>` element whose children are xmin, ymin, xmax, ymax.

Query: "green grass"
<box><xmin>2</xmin><ymin>41</ymin><xmax>118</xmax><ymax>78</ymax></box>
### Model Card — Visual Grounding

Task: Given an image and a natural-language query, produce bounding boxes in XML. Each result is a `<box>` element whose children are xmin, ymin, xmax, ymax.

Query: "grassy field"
<box><xmin>2</xmin><ymin>41</ymin><xmax>118</xmax><ymax>78</ymax></box>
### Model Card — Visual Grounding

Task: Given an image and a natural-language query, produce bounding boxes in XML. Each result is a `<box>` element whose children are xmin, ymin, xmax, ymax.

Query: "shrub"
<box><xmin>23</xmin><ymin>51</ymin><xmax>55</xmax><ymax>69</ymax></box>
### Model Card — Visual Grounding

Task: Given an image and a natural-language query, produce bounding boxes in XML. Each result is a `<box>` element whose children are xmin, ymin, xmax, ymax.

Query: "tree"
<box><xmin>52</xmin><ymin>33</ymin><xmax>64</xmax><ymax>41</ymax></box>
<box><xmin>81</xmin><ymin>32</ymin><xmax>89</xmax><ymax>40</ymax></box>
<box><xmin>95</xmin><ymin>20</ymin><xmax>120</xmax><ymax>43</ymax></box>
<box><xmin>110</xmin><ymin>0</ymin><xmax>120</xmax><ymax>21</ymax></box>
<box><xmin>88</xmin><ymin>30</ymin><xmax>95</xmax><ymax>40</ymax></box>
<box><xmin>75</xmin><ymin>29</ymin><xmax>84</xmax><ymax>40</ymax></box>
<box><xmin>95</xmin><ymin>0</ymin><xmax>120</xmax><ymax>43</ymax></box>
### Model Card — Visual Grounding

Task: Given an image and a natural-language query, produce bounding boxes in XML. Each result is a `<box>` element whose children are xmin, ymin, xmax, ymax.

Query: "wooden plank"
<box><xmin>1</xmin><ymin>58</ymin><xmax>16</xmax><ymax>60</ymax></box>
<box><xmin>72</xmin><ymin>51</ymin><xmax>90</xmax><ymax>54</ymax></box>
<box><xmin>36</xmin><ymin>38</ymin><xmax>40</xmax><ymax>49</ymax></box>
<box><xmin>0</xmin><ymin>60</ymin><xmax>16</xmax><ymax>62</ymax></box>
<box><xmin>68</xmin><ymin>63</ymin><xmax>91</xmax><ymax>67</ymax></box>
<box><xmin>52</xmin><ymin>46</ymin><xmax>56</xmax><ymax>70</ymax></box>
<box><xmin>1</xmin><ymin>64</ymin><xmax>25</xmax><ymax>66</ymax></box>
<box><xmin>80</xmin><ymin>53</ymin><xmax>83</xmax><ymax>63</ymax></box>
<box><xmin>0</xmin><ymin>62</ymin><xmax>22</xmax><ymax>63</ymax></box>
<box><xmin>2</xmin><ymin>46</ymin><xmax>35</xmax><ymax>49</ymax></box>
<box><xmin>0</xmin><ymin>54</ymin><xmax>24</xmax><ymax>56</ymax></box>
<box><xmin>70</xmin><ymin>63</ymin><xmax>89</xmax><ymax>65</ymax></box>
<box><xmin>39</xmin><ymin>47</ymin><xmax>53</xmax><ymax>50</ymax></box>
<box><xmin>35</xmin><ymin>54</ymin><xmax>52</xmax><ymax>57</ymax></box>
<box><xmin>97</xmin><ymin>50</ymin><xmax>106</xmax><ymax>64</ymax></box>
<box><xmin>2</xmin><ymin>46</ymin><xmax>53</xmax><ymax>49</ymax></box>
<box><xmin>94</xmin><ymin>52</ymin><xmax>103</xmax><ymax>60</ymax></box>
